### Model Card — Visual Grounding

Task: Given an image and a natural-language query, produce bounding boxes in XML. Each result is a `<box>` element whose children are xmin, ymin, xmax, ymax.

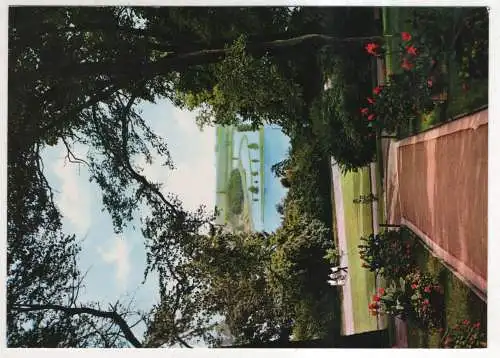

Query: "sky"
<box><xmin>41</xmin><ymin>99</ymin><xmax>217</xmax><ymax>341</ymax></box>
<box><xmin>40</xmin><ymin>97</ymin><xmax>290</xmax><ymax>344</ymax></box>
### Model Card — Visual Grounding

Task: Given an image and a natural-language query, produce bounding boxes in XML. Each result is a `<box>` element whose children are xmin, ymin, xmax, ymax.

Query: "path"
<box><xmin>384</xmin><ymin>109</ymin><xmax>488</xmax><ymax>301</ymax></box>
<box><xmin>331</xmin><ymin>160</ymin><xmax>355</xmax><ymax>335</ymax></box>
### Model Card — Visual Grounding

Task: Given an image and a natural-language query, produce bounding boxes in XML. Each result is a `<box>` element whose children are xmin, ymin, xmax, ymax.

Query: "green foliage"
<box><xmin>310</xmin><ymin>60</ymin><xmax>376</xmax><ymax>172</ymax></box>
<box><xmin>251</xmin><ymin>171</ymin><xmax>259</xmax><ymax>176</ymax></box>
<box><xmin>269</xmin><ymin>217</ymin><xmax>333</xmax><ymax>322</ymax></box>
<box><xmin>227</xmin><ymin>169</ymin><xmax>244</xmax><ymax>215</ymax></box>
<box><xmin>370</xmin><ymin>271</ymin><xmax>444</xmax><ymax>330</ymax></box>
<box><xmin>248</xmin><ymin>186</ymin><xmax>259</xmax><ymax>194</ymax></box>
<box><xmin>358</xmin><ymin>230</ymin><xmax>417</xmax><ymax>281</ymax></box>
<box><xmin>182</xmin><ymin>35</ymin><xmax>304</xmax><ymax>129</ymax></box>
<box><xmin>404</xmin><ymin>271</ymin><xmax>444</xmax><ymax>329</ymax></box>
<box><xmin>441</xmin><ymin>320</ymin><xmax>486</xmax><ymax>348</ymax></box>
<box><xmin>323</xmin><ymin>248</ymin><xmax>341</xmax><ymax>266</ymax></box>
<box><xmin>248</xmin><ymin>143</ymin><xmax>259</xmax><ymax>149</ymax></box>
<box><xmin>237</xmin><ymin>123</ymin><xmax>258</xmax><ymax>132</ymax></box>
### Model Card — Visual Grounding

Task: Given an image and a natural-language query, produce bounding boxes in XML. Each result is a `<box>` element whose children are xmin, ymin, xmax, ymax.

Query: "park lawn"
<box><xmin>398</xmin><ymin>228</ymin><xmax>488</xmax><ymax>348</ymax></box>
<box><xmin>340</xmin><ymin>167</ymin><xmax>378</xmax><ymax>333</ymax></box>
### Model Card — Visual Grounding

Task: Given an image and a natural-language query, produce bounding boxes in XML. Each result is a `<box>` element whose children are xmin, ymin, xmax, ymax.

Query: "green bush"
<box><xmin>311</xmin><ymin>58</ymin><xmax>376</xmax><ymax>172</ymax></box>
<box><xmin>359</xmin><ymin>229</ymin><xmax>418</xmax><ymax>281</ymax></box>
<box><xmin>227</xmin><ymin>169</ymin><xmax>244</xmax><ymax>215</ymax></box>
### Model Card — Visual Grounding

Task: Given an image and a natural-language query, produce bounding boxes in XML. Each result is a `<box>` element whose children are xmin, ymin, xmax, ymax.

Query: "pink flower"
<box><xmin>401</xmin><ymin>32</ymin><xmax>412</xmax><ymax>42</ymax></box>
<box><xmin>367</xmin><ymin>97</ymin><xmax>375</xmax><ymax>104</ymax></box>
<box><xmin>424</xmin><ymin>286</ymin><xmax>431</xmax><ymax>293</ymax></box>
<box><xmin>367</xmin><ymin>114</ymin><xmax>376</xmax><ymax>121</ymax></box>
<box><xmin>474</xmin><ymin>322</ymin><xmax>481</xmax><ymax>329</ymax></box>
<box><xmin>401</xmin><ymin>58</ymin><xmax>414</xmax><ymax>71</ymax></box>
<box><xmin>373</xmin><ymin>86</ymin><xmax>383</xmax><ymax>95</ymax></box>
<box><xmin>427</xmin><ymin>79</ymin><xmax>433</xmax><ymax>87</ymax></box>
<box><xmin>406</xmin><ymin>45</ymin><xmax>418</xmax><ymax>56</ymax></box>
<box><xmin>423</xmin><ymin>299</ymin><xmax>430</xmax><ymax>305</ymax></box>
<box><xmin>411</xmin><ymin>283</ymin><xmax>418</xmax><ymax>290</ymax></box>
<box><xmin>365</xmin><ymin>42</ymin><xmax>379</xmax><ymax>56</ymax></box>
<box><xmin>360</xmin><ymin>107</ymin><xmax>369</xmax><ymax>115</ymax></box>
<box><xmin>378</xmin><ymin>287</ymin><xmax>385</xmax><ymax>295</ymax></box>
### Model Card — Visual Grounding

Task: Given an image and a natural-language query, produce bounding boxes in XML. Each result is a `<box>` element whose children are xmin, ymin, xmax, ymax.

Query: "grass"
<box><xmin>340</xmin><ymin>167</ymin><xmax>378</xmax><ymax>333</ymax></box>
<box><xmin>398</xmin><ymin>227</ymin><xmax>487</xmax><ymax>348</ymax></box>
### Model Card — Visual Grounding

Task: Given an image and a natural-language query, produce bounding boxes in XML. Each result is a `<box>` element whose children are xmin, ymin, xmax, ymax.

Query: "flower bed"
<box><xmin>360</xmin><ymin>8</ymin><xmax>488</xmax><ymax>137</ymax></box>
<box><xmin>368</xmin><ymin>271</ymin><xmax>444</xmax><ymax>329</ymax></box>
<box><xmin>358</xmin><ymin>229</ymin><xmax>417</xmax><ymax>281</ymax></box>
<box><xmin>440</xmin><ymin>319</ymin><xmax>486</xmax><ymax>348</ymax></box>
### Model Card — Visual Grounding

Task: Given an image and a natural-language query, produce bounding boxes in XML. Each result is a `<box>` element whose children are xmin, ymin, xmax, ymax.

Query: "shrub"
<box><xmin>248</xmin><ymin>186</ymin><xmax>259</xmax><ymax>194</ymax></box>
<box><xmin>358</xmin><ymin>229</ymin><xmax>417</xmax><ymax>280</ymax></box>
<box><xmin>369</xmin><ymin>271</ymin><xmax>444</xmax><ymax>329</ymax></box>
<box><xmin>227</xmin><ymin>169</ymin><xmax>244</xmax><ymax>215</ymax></box>
<box><xmin>441</xmin><ymin>319</ymin><xmax>486</xmax><ymax>348</ymax></box>
<box><xmin>269</xmin><ymin>217</ymin><xmax>333</xmax><ymax>305</ymax></box>
<box><xmin>310</xmin><ymin>58</ymin><xmax>376</xmax><ymax>172</ymax></box>
<box><xmin>404</xmin><ymin>271</ymin><xmax>444</xmax><ymax>329</ymax></box>
<box><xmin>248</xmin><ymin>143</ymin><xmax>259</xmax><ymax>149</ymax></box>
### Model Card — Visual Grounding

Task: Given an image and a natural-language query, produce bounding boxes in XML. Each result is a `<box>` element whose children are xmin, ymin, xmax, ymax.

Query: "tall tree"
<box><xmin>8</xmin><ymin>6</ymin><xmax>373</xmax><ymax>347</ymax></box>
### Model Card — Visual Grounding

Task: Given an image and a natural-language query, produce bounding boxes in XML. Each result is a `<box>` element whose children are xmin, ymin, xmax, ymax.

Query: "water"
<box><xmin>223</xmin><ymin>124</ymin><xmax>290</xmax><ymax>233</ymax></box>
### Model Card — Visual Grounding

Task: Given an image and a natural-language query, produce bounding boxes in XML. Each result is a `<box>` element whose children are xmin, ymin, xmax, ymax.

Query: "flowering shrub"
<box><xmin>441</xmin><ymin>320</ymin><xmax>486</xmax><ymax>348</ymax></box>
<box><xmin>358</xmin><ymin>229</ymin><xmax>417</xmax><ymax>280</ymax></box>
<box><xmin>368</xmin><ymin>271</ymin><xmax>444</xmax><ymax>329</ymax></box>
<box><xmin>361</xmin><ymin>32</ymin><xmax>439</xmax><ymax>135</ymax></box>
<box><xmin>404</xmin><ymin>271</ymin><xmax>444</xmax><ymax>329</ymax></box>
<box><xmin>368</xmin><ymin>284</ymin><xmax>408</xmax><ymax>318</ymax></box>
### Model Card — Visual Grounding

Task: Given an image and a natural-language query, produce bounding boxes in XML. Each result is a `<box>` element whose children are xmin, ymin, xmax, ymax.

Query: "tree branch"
<box><xmin>11</xmin><ymin>303</ymin><xmax>143</xmax><ymax>348</ymax></box>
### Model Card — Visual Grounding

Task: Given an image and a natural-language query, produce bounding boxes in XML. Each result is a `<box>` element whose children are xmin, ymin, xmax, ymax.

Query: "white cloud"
<box><xmin>137</xmin><ymin>100</ymin><xmax>216</xmax><ymax>212</ymax></box>
<box><xmin>97</xmin><ymin>236</ymin><xmax>131</xmax><ymax>289</ymax></box>
<box><xmin>52</xmin><ymin>144</ymin><xmax>92</xmax><ymax>236</ymax></box>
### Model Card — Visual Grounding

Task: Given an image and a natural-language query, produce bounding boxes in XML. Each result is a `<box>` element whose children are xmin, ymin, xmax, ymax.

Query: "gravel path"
<box><xmin>330</xmin><ymin>160</ymin><xmax>355</xmax><ymax>335</ymax></box>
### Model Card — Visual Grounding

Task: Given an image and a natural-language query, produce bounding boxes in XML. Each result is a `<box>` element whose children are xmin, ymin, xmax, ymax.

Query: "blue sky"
<box><xmin>41</xmin><ymin>99</ymin><xmax>217</xmax><ymax>341</ymax></box>
<box><xmin>40</xmin><ymin>97</ymin><xmax>290</xmax><ymax>345</ymax></box>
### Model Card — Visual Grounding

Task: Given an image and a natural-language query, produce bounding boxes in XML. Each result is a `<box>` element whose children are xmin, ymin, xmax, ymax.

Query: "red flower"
<box><xmin>424</xmin><ymin>286</ymin><xmax>432</xmax><ymax>293</ymax></box>
<box><xmin>373</xmin><ymin>86</ymin><xmax>383</xmax><ymax>95</ymax></box>
<box><xmin>373</xmin><ymin>294</ymin><xmax>381</xmax><ymax>302</ymax></box>
<box><xmin>427</xmin><ymin>79</ymin><xmax>433</xmax><ymax>87</ymax></box>
<box><xmin>365</xmin><ymin>42</ymin><xmax>379</xmax><ymax>56</ymax></box>
<box><xmin>367</xmin><ymin>97</ymin><xmax>375</xmax><ymax>104</ymax></box>
<box><xmin>406</xmin><ymin>45</ymin><xmax>418</xmax><ymax>56</ymax></box>
<box><xmin>423</xmin><ymin>299</ymin><xmax>430</xmax><ymax>305</ymax></box>
<box><xmin>401</xmin><ymin>58</ymin><xmax>414</xmax><ymax>71</ymax></box>
<box><xmin>367</xmin><ymin>114</ymin><xmax>376</xmax><ymax>121</ymax></box>
<box><xmin>378</xmin><ymin>287</ymin><xmax>385</xmax><ymax>295</ymax></box>
<box><xmin>411</xmin><ymin>283</ymin><xmax>418</xmax><ymax>290</ymax></box>
<box><xmin>360</xmin><ymin>107</ymin><xmax>369</xmax><ymax>115</ymax></box>
<box><xmin>474</xmin><ymin>322</ymin><xmax>481</xmax><ymax>329</ymax></box>
<box><xmin>401</xmin><ymin>32</ymin><xmax>412</xmax><ymax>42</ymax></box>
<box><xmin>463</xmin><ymin>319</ymin><xmax>470</xmax><ymax>325</ymax></box>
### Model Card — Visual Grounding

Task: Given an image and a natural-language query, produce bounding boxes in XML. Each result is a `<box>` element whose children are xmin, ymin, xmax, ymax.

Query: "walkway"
<box><xmin>384</xmin><ymin>109</ymin><xmax>488</xmax><ymax>301</ymax></box>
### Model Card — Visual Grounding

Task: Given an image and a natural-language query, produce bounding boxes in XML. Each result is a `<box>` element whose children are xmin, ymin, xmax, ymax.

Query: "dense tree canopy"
<box><xmin>7</xmin><ymin>6</ymin><xmax>373</xmax><ymax>347</ymax></box>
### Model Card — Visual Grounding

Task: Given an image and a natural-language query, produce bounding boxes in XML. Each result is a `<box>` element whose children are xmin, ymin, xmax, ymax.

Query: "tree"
<box><xmin>248</xmin><ymin>186</ymin><xmax>259</xmax><ymax>194</ymax></box>
<box><xmin>8</xmin><ymin>6</ymin><xmax>379</xmax><ymax>347</ymax></box>
<box><xmin>248</xmin><ymin>143</ymin><xmax>259</xmax><ymax>149</ymax></box>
